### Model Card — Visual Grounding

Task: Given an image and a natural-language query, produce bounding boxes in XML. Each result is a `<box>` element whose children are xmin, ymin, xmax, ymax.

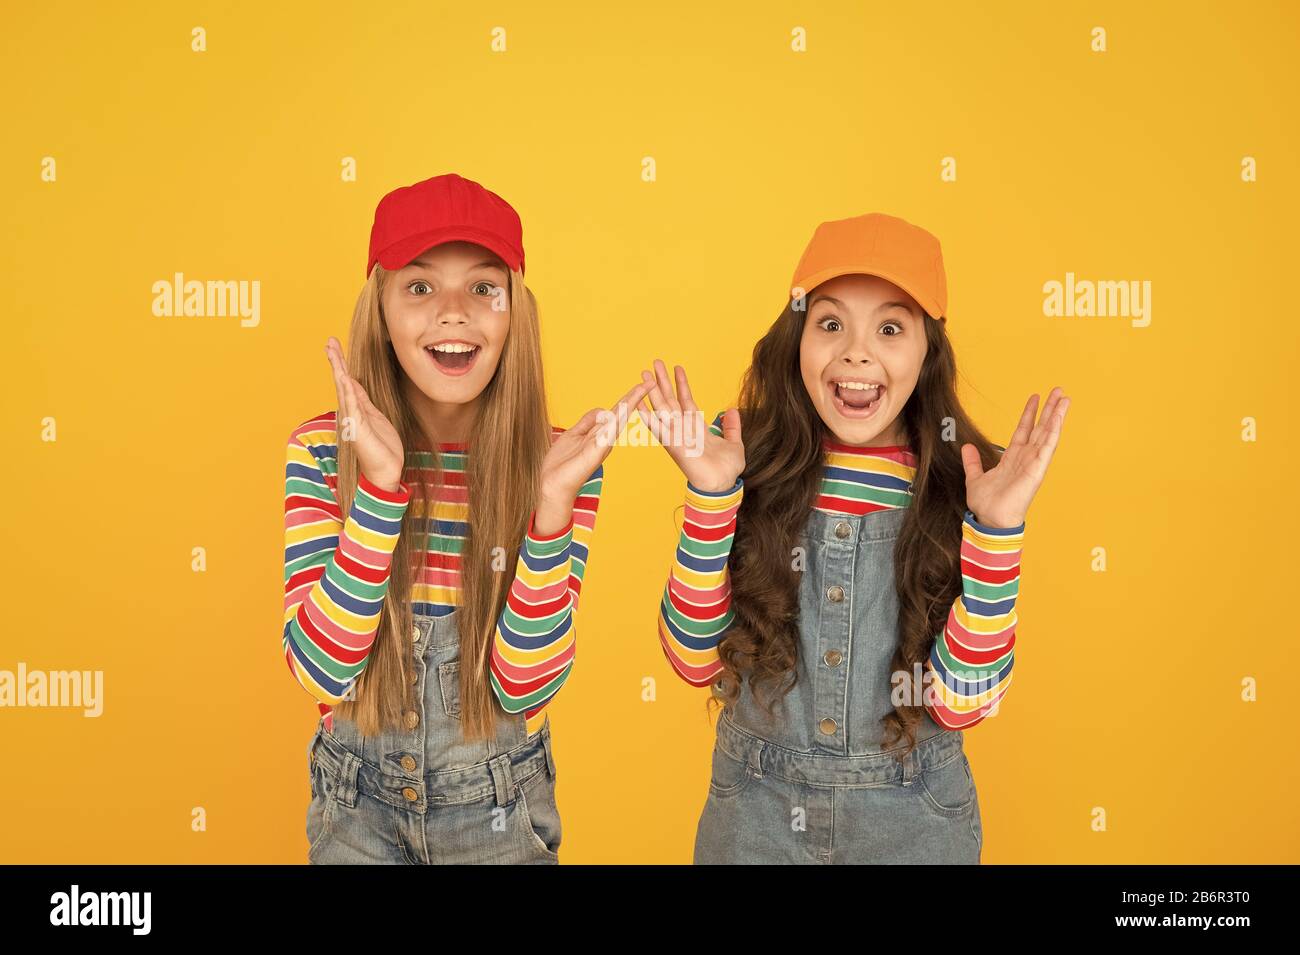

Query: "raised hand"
<box><xmin>635</xmin><ymin>359</ymin><xmax>744</xmax><ymax>493</ymax></box>
<box><xmin>326</xmin><ymin>336</ymin><xmax>405</xmax><ymax>492</ymax></box>
<box><xmin>962</xmin><ymin>386</ymin><xmax>1070</xmax><ymax>528</ymax></box>
<box><xmin>532</xmin><ymin>379</ymin><xmax>651</xmax><ymax>536</ymax></box>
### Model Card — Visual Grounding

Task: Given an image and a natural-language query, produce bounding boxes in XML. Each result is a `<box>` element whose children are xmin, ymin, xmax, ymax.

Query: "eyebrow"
<box><xmin>809</xmin><ymin>294</ymin><xmax>917</xmax><ymax>316</ymax></box>
<box><xmin>406</xmin><ymin>257</ymin><xmax>506</xmax><ymax>273</ymax></box>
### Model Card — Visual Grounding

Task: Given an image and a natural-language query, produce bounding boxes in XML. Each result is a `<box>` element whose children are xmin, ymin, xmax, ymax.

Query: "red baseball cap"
<box><xmin>366</xmin><ymin>173</ymin><xmax>525</xmax><ymax>279</ymax></box>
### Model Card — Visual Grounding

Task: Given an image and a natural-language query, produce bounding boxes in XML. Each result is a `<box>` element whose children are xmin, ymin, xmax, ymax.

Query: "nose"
<box><xmin>431</xmin><ymin>288</ymin><xmax>470</xmax><ymax>326</ymax></box>
<box><xmin>839</xmin><ymin>346</ymin><xmax>874</xmax><ymax>367</ymax></box>
<box><xmin>837</xmin><ymin>323</ymin><xmax>875</xmax><ymax>366</ymax></box>
<box><xmin>837</xmin><ymin>320</ymin><xmax>878</xmax><ymax>366</ymax></box>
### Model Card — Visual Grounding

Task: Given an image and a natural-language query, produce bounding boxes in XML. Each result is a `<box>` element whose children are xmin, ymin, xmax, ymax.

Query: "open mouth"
<box><xmin>830</xmin><ymin>380</ymin><xmax>885</xmax><ymax>418</ymax></box>
<box><xmin>424</xmin><ymin>342</ymin><xmax>481</xmax><ymax>377</ymax></box>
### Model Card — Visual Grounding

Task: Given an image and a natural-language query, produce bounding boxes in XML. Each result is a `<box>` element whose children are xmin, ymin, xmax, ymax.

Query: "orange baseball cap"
<box><xmin>790</xmin><ymin>212</ymin><xmax>948</xmax><ymax>320</ymax></box>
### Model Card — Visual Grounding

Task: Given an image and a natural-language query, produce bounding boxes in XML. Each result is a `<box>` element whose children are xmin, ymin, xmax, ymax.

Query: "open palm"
<box><xmin>963</xmin><ymin>386</ymin><xmax>1070</xmax><ymax>528</ymax></box>
<box><xmin>540</xmin><ymin>380</ymin><xmax>651</xmax><ymax>506</ymax></box>
<box><xmin>326</xmin><ymin>336</ymin><xmax>404</xmax><ymax>490</ymax></box>
<box><xmin>636</xmin><ymin>359</ymin><xmax>744</xmax><ymax>493</ymax></box>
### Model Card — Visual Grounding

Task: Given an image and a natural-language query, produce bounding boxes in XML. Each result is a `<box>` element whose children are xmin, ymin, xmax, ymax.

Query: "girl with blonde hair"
<box><xmin>283</xmin><ymin>173</ymin><xmax>645</xmax><ymax>864</ymax></box>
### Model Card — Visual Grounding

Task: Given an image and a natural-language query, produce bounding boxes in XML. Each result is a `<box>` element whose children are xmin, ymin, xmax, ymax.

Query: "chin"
<box><xmin>815</xmin><ymin>406</ymin><xmax>889</xmax><ymax>446</ymax></box>
<box><xmin>423</xmin><ymin>380</ymin><xmax>483</xmax><ymax>404</ymax></box>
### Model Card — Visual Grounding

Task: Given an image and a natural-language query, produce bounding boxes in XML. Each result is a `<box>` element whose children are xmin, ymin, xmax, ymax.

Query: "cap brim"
<box><xmin>792</xmin><ymin>266</ymin><xmax>944</xmax><ymax>320</ymax></box>
<box><xmin>372</xmin><ymin>226</ymin><xmax>523</xmax><ymax>276</ymax></box>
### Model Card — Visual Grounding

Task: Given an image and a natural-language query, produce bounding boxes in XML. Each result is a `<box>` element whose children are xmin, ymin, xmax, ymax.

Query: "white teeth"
<box><xmin>834</xmin><ymin>381</ymin><xmax>882</xmax><ymax>392</ymax></box>
<box><xmin>428</xmin><ymin>343</ymin><xmax>477</xmax><ymax>354</ymax></box>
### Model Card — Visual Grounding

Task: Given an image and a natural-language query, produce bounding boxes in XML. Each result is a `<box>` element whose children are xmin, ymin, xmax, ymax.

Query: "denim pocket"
<box><xmin>438</xmin><ymin>661</ymin><xmax>461</xmax><ymax>720</ymax></box>
<box><xmin>306</xmin><ymin>743</ymin><xmax>343</xmax><ymax>859</ymax></box>
<box><xmin>918</xmin><ymin>751</ymin><xmax>976</xmax><ymax>816</ymax></box>
<box><xmin>707</xmin><ymin>744</ymin><xmax>754</xmax><ymax>799</ymax></box>
<box><xmin>517</xmin><ymin>768</ymin><xmax>561</xmax><ymax>861</ymax></box>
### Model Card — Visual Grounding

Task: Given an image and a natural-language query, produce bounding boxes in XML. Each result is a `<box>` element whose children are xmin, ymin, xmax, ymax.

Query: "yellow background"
<box><xmin>2</xmin><ymin>1</ymin><xmax>1297</xmax><ymax>863</ymax></box>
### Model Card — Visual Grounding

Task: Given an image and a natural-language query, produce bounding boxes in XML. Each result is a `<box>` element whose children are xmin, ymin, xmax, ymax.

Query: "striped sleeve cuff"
<box><xmin>525</xmin><ymin>510</ymin><xmax>576</xmax><ymax>547</ymax></box>
<box><xmin>964</xmin><ymin>509</ymin><xmax>1025</xmax><ymax>538</ymax></box>
<box><xmin>685</xmin><ymin>478</ymin><xmax>744</xmax><ymax>507</ymax></box>
<box><xmin>356</xmin><ymin>471</ymin><xmax>411</xmax><ymax>506</ymax></box>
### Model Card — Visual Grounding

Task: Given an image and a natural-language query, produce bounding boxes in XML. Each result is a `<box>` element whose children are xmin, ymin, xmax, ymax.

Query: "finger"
<box><xmin>652</xmin><ymin>359</ymin><xmax>681</xmax><ymax>415</ymax></box>
<box><xmin>327</xmin><ymin>340</ymin><xmax>355</xmax><ymax>418</ymax></box>
<box><xmin>329</xmin><ymin>341</ymin><xmax>361</xmax><ymax>436</ymax></box>
<box><xmin>338</xmin><ymin>374</ymin><xmax>361</xmax><ymax>439</ymax></box>
<box><xmin>567</xmin><ymin>406</ymin><xmax>604</xmax><ymax>437</ymax></box>
<box><xmin>960</xmin><ymin>442</ymin><xmax>984</xmax><ymax>484</ymax></box>
<box><xmin>327</xmin><ymin>341</ymin><xmax>350</xmax><ymax>413</ymax></box>
<box><xmin>1006</xmin><ymin>394</ymin><xmax>1039</xmax><ymax>448</ymax></box>
<box><xmin>330</xmin><ymin>336</ymin><xmax>352</xmax><ymax>379</ymax></box>
<box><xmin>607</xmin><ymin>380</ymin><xmax>650</xmax><ymax>438</ymax></box>
<box><xmin>634</xmin><ymin>395</ymin><xmax>665</xmax><ymax>444</ymax></box>
<box><xmin>1030</xmin><ymin>387</ymin><xmax>1066</xmax><ymax>450</ymax></box>
<box><xmin>1035</xmin><ymin>395</ymin><xmax>1069</xmax><ymax>459</ymax></box>
<box><xmin>611</xmin><ymin>379</ymin><xmax>651</xmax><ymax>420</ymax></box>
<box><xmin>641</xmin><ymin>368</ymin><xmax>669</xmax><ymax>414</ymax></box>
<box><xmin>674</xmin><ymin>365</ymin><xmax>697</xmax><ymax>413</ymax></box>
<box><xmin>721</xmin><ymin>407</ymin><xmax>742</xmax><ymax>445</ymax></box>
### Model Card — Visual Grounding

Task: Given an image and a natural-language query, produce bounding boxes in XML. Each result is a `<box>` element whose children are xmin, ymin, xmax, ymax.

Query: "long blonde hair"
<box><xmin>329</xmin><ymin>263</ymin><xmax>551</xmax><ymax>740</ymax></box>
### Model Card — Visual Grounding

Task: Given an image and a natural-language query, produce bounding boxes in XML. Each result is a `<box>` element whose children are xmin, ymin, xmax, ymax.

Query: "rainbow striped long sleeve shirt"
<box><xmin>657</xmin><ymin>412</ymin><xmax>1026</xmax><ymax>731</ymax></box>
<box><xmin>283</xmin><ymin>410</ymin><xmax>601</xmax><ymax>736</ymax></box>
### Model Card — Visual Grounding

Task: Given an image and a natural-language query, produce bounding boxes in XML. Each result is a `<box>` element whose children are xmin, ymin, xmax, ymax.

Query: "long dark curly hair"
<box><xmin>710</xmin><ymin>300</ymin><xmax>1005</xmax><ymax>762</ymax></box>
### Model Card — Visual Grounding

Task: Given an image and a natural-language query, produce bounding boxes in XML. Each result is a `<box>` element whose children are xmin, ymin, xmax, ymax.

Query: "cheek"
<box><xmin>480</xmin><ymin>311</ymin><xmax>511</xmax><ymax>353</ymax></box>
<box><xmin>895</xmin><ymin>340</ymin><xmax>927</xmax><ymax>385</ymax></box>
<box><xmin>382</xmin><ymin>299</ymin><xmax>420</xmax><ymax>344</ymax></box>
<box><xmin>798</xmin><ymin>341</ymin><xmax>829</xmax><ymax>400</ymax></box>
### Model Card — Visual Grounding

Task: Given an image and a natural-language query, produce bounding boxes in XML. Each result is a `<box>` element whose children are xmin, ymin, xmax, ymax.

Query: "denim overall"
<box><xmin>304</xmin><ymin>609</ymin><xmax>561</xmax><ymax>864</ymax></box>
<box><xmin>694</xmin><ymin>505</ymin><xmax>983</xmax><ymax>864</ymax></box>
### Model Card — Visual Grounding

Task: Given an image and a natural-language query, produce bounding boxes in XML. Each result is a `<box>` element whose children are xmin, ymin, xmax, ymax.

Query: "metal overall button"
<box><xmin>826</xmin><ymin>584</ymin><xmax>845</xmax><ymax>603</ymax></box>
<box><xmin>823</xmin><ymin>649</ymin><xmax>843</xmax><ymax>667</ymax></box>
<box><xmin>834</xmin><ymin>521</ymin><xmax>852</xmax><ymax>539</ymax></box>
